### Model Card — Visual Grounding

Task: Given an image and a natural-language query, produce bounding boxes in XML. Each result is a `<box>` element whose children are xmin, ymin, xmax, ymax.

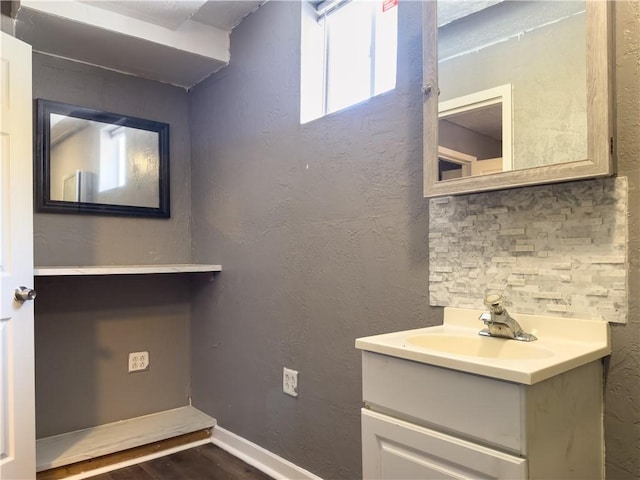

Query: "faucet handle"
<box><xmin>479</xmin><ymin>312</ymin><xmax>492</xmax><ymax>324</ymax></box>
<box><xmin>484</xmin><ymin>293</ymin><xmax>505</xmax><ymax>314</ymax></box>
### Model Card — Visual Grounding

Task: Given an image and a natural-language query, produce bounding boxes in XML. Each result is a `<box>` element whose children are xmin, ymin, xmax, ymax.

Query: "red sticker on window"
<box><xmin>382</xmin><ymin>0</ymin><xmax>398</xmax><ymax>12</ymax></box>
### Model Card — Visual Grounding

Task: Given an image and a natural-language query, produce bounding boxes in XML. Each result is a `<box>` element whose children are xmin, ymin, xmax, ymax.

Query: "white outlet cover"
<box><xmin>283</xmin><ymin>367</ymin><xmax>298</xmax><ymax>397</ymax></box>
<box><xmin>128</xmin><ymin>351</ymin><xmax>149</xmax><ymax>373</ymax></box>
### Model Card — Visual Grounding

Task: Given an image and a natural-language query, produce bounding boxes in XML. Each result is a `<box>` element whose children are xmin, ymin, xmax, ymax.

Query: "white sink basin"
<box><xmin>355</xmin><ymin>307</ymin><xmax>610</xmax><ymax>384</ymax></box>
<box><xmin>406</xmin><ymin>333</ymin><xmax>554</xmax><ymax>360</ymax></box>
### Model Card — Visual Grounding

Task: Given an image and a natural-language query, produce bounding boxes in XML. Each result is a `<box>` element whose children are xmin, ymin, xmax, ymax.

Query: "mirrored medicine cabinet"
<box><xmin>422</xmin><ymin>0</ymin><xmax>615</xmax><ymax>197</ymax></box>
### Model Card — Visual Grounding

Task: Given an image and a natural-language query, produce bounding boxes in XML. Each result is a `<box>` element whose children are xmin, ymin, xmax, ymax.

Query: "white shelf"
<box><xmin>36</xmin><ymin>405</ymin><xmax>216</xmax><ymax>472</ymax></box>
<box><xmin>34</xmin><ymin>264</ymin><xmax>222</xmax><ymax>276</ymax></box>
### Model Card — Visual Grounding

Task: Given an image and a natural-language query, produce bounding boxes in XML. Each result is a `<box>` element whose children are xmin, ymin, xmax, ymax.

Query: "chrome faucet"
<box><xmin>479</xmin><ymin>293</ymin><xmax>537</xmax><ymax>342</ymax></box>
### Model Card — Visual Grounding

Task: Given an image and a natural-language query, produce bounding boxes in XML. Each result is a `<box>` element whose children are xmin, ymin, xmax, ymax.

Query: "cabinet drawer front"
<box><xmin>362</xmin><ymin>352</ymin><xmax>524</xmax><ymax>452</ymax></box>
<box><xmin>362</xmin><ymin>409</ymin><xmax>527</xmax><ymax>480</ymax></box>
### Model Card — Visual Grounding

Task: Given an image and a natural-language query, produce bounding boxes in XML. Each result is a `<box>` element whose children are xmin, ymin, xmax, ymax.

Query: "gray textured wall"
<box><xmin>605</xmin><ymin>1</ymin><xmax>640</xmax><ymax>478</ymax></box>
<box><xmin>31</xmin><ymin>54</ymin><xmax>195</xmax><ymax>437</ymax></box>
<box><xmin>34</xmin><ymin>275</ymin><xmax>192</xmax><ymax>437</ymax></box>
<box><xmin>31</xmin><ymin>53</ymin><xmax>192</xmax><ymax>266</ymax></box>
<box><xmin>0</xmin><ymin>2</ymin><xmax>14</xmax><ymax>35</ymax></box>
<box><xmin>189</xmin><ymin>1</ymin><xmax>638</xmax><ymax>479</ymax></box>
<box><xmin>189</xmin><ymin>2</ymin><xmax>434</xmax><ymax>478</ymax></box>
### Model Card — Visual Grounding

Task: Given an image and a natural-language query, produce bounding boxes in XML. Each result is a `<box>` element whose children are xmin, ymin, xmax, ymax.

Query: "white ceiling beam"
<box><xmin>16</xmin><ymin>0</ymin><xmax>232</xmax><ymax>88</ymax></box>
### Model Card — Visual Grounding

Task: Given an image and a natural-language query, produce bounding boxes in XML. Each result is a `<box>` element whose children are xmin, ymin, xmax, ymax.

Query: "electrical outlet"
<box><xmin>283</xmin><ymin>367</ymin><xmax>298</xmax><ymax>397</ymax></box>
<box><xmin>128</xmin><ymin>351</ymin><xmax>149</xmax><ymax>373</ymax></box>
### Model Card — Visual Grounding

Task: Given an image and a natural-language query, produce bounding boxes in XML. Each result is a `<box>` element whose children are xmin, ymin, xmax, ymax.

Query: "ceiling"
<box><xmin>437</xmin><ymin>0</ymin><xmax>503</xmax><ymax>28</ymax></box>
<box><xmin>15</xmin><ymin>0</ymin><xmax>264</xmax><ymax>89</ymax></box>
<box><xmin>78</xmin><ymin>1</ymin><xmax>262</xmax><ymax>31</ymax></box>
<box><xmin>443</xmin><ymin>103</ymin><xmax>503</xmax><ymax>142</ymax></box>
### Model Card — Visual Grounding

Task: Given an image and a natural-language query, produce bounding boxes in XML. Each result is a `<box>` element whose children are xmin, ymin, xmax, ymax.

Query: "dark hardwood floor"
<box><xmin>90</xmin><ymin>444</ymin><xmax>274</xmax><ymax>480</ymax></box>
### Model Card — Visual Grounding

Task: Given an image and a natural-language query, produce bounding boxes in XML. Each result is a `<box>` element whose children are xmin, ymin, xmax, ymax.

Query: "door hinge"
<box><xmin>610</xmin><ymin>137</ymin><xmax>614</xmax><ymax>155</ymax></box>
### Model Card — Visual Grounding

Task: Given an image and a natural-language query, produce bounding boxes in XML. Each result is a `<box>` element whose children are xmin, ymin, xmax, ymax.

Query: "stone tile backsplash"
<box><xmin>429</xmin><ymin>177</ymin><xmax>628</xmax><ymax>323</ymax></box>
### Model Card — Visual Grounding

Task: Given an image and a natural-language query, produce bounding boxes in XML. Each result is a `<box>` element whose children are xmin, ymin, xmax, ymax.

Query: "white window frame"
<box><xmin>300</xmin><ymin>0</ymin><xmax>398</xmax><ymax>123</ymax></box>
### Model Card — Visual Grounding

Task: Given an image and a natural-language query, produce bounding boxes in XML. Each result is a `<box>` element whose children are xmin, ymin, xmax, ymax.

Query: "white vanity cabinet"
<box><xmin>361</xmin><ymin>351</ymin><xmax>605</xmax><ymax>480</ymax></box>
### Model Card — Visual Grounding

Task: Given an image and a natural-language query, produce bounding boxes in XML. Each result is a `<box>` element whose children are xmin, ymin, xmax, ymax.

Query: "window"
<box><xmin>300</xmin><ymin>0</ymin><xmax>398</xmax><ymax>123</ymax></box>
<box><xmin>99</xmin><ymin>126</ymin><xmax>126</xmax><ymax>192</ymax></box>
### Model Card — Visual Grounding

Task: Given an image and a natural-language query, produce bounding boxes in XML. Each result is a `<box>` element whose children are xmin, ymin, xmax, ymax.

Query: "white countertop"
<box><xmin>355</xmin><ymin>307</ymin><xmax>610</xmax><ymax>384</ymax></box>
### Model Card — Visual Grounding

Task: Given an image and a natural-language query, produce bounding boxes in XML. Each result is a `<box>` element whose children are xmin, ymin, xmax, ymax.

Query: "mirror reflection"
<box><xmin>36</xmin><ymin>99</ymin><xmax>170</xmax><ymax>218</ymax></box>
<box><xmin>437</xmin><ymin>0</ymin><xmax>587</xmax><ymax>181</ymax></box>
<box><xmin>50</xmin><ymin>114</ymin><xmax>160</xmax><ymax>208</ymax></box>
<box><xmin>438</xmin><ymin>84</ymin><xmax>511</xmax><ymax>180</ymax></box>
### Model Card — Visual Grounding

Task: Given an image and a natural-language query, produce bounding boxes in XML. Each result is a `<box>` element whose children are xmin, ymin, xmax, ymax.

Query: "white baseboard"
<box><xmin>211</xmin><ymin>426</ymin><xmax>323</xmax><ymax>480</ymax></box>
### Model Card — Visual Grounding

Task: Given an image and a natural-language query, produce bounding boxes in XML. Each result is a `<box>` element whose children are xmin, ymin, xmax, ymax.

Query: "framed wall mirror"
<box><xmin>423</xmin><ymin>0</ymin><xmax>615</xmax><ymax>197</ymax></box>
<box><xmin>35</xmin><ymin>99</ymin><xmax>170</xmax><ymax>217</ymax></box>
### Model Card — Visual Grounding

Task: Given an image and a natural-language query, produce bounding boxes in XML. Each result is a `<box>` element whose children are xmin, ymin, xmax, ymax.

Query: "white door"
<box><xmin>0</xmin><ymin>32</ymin><xmax>36</xmax><ymax>480</ymax></box>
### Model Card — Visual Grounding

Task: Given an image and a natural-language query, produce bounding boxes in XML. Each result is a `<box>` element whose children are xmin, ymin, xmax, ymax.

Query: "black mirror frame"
<box><xmin>35</xmin><ymin>99</ymin><xmax>171</xmax><ymax>218</ymax></box>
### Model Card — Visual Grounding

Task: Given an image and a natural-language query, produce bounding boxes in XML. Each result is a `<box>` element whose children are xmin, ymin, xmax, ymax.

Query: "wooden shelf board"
<box><xmin>34</xmin><ymin>264</ymin><xmax>222</xmax><ymax>276</ymax></box>
<box><xmin>36</xmin><ymin>406</ymin><xmax>217</xmax><ymax>472</ymax></box>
